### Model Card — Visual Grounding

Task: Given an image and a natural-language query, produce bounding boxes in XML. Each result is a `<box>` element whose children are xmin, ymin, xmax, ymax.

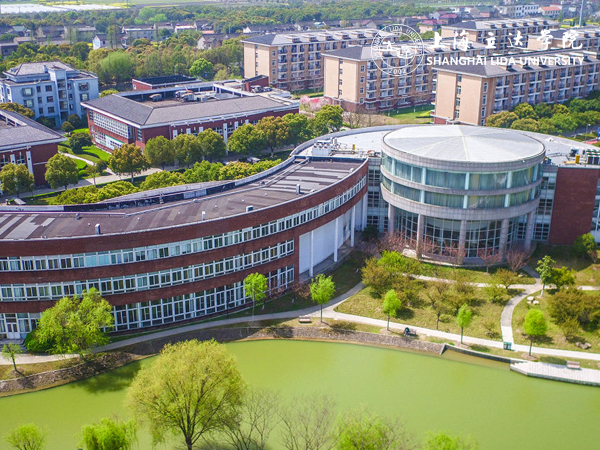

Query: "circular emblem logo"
<box><xmin>371</xmin><ymin>24</ymin><xmax>425</xmax><ymax>77</ymax></box>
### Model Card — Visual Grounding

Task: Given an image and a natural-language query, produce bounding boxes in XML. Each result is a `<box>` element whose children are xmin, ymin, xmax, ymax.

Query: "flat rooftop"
<box><xmin>0</xmin><ymin>159</ymin><xmax>364</xmax><ymax>241</ymax></box>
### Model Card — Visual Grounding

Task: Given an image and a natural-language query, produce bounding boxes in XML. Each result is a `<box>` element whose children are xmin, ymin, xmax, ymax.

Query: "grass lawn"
<box><xmin>60</xmin><ymin>144</ymin><xmax>111</xmax><ymax>165</ymax></box>
<box><xmin>512</xmin><ymin>290</ymin><xmax>600</xmax><ymax>352</ymax></box>
<box><xmin>421</xmin><ymin>263</ymin><xmax>535</xmax><ymax>284</ymax></box>
<box><xmin>0</xmin><ymin>358</ymin><xmax>80</xmax><ymax>381</ymax></box>
<box><xmin>72</xmin><ymin>128</ymin><xmax>89</xmax><ymax>134</ymax></box>
<box><xmin>336</xmin><ymin>284</ymin><xmax>505</xmax><ymax>341</ymax></box>
<box><xmin>387</xmin><ymin>104</ymin><xmax>433</xmax><ymax>124</ymax></box>
<box><xmin>531</xmin><ymin>244</ymin><xmax>600</xmax><ymax>286</ymax></box>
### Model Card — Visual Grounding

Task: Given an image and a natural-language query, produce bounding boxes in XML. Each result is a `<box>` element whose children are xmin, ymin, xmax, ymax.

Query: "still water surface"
<box><xmin>1</xmin><ymin>340</ymin><xmax>599</xmax><ymax>450</ymax></box>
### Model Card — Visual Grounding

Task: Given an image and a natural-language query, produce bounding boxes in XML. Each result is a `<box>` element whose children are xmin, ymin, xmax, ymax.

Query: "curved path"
<box><xmin>5</xmin><ymin>275</ymin><xmax>600</xmax><ymax>366</ymax></box>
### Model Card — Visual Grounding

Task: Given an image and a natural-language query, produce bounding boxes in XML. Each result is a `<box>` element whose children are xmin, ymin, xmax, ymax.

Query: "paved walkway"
<box><xmin>5</xmin><ymin>277</ymin><xmax>600</xmax><ymax>366</ymax></box>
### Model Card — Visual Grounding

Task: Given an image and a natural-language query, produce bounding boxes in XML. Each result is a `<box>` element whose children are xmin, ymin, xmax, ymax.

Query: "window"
<box><xmin>482</xmin><ymin>94</ymin><xmax>487</xmax><ymax>105</ymax></box>
<box><xmin>483</xmin><ymin>82</ymin><xmax>488</xmax><ymax>92</ymax></box>
<box><xmin>360</xmin><ymin>76</ymin><xmax>365</xmax><ymax>83</ymax></box>
<box><xmin>24</xmin><ymin>99</ymin><xmax>34</xmax><ymax>108</ymax></box>
<box><xmin>455</xmin><ymin>98</ymin><xmax>461</xmax><ymax>107</ymax></box>
<box><xmin>47</xmin><ymin>96</ymin><xmax>54</xmax><ymax>102</ymax></box>
<box><xmin>360</xmin><ymin>87</ymin><xmax>364</xmax><ymax>94</ymax></box>
<box><xmin>21</xmin><ymin>88</ymin><xmax>33</xmax><ymax>97</ymax></box>
<box><xmin>481</xmin><ymin>107</ymin><xmax>486</xmax><ymax>117</ymax></box>
<box><xmin>79</xmin><ymin>83</ymin><xmax>89</xmax><ymax>91</ymax></box>
<box><xmin>456</xmin><ymin>85</ymin><xmax>461</xmax><ymax>95</ymax></box>
<box><xmin>80</xmin><ymin>93</ymin><xmax>89</xmax><ymax>101</ymax></box>
<box><xmin>45</xmin><ymin>85</ymin><xmax>53</xmax><ymax>92</ymax></box>
<box><xmin>360</xmin><ymin>65</ymin><xmax>365</xmax><ymax>72</ymax></box>
<box><xmin>48</xmin><ymin>107</ymin><xmax>55</xmax><ymax>113</ymax></box>
<box><xmin>457</xmin><ymin>74</ymin><xmax>462</xmax><ymax>82</ymax></box>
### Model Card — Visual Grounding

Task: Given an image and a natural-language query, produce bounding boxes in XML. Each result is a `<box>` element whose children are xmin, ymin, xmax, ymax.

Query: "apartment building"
<box><xmin>242</xmin><ymin>28</ymin><xmax>393</xmax><ymax>91</ymax></box>
<box><xmin>323</xmin><ymin>39</ymin><xmax>490</xmax><ymax>112</ymax></box>
<box><xmin>496</xmin><ymin>3</ymin><xmax>540</xmax><ymax>18</ymax></box>
<box><xmin>441</xmin><ymin>18</ymin><xmax>558</xmax><ymax>52</ymax></box>
<box><xmin>0</xmin><ymin>61</ymin><xmax>99</xmax><ymax>127</ymax></box>
<box><xmin>432</xmin><ymin>49</ymin><xmax>600</xmax><ymax>126</ymax></box>
<box><xmin>527</xmin><ymin>27</ymin><xmax>600</xmax><ymax>52</ymax></box>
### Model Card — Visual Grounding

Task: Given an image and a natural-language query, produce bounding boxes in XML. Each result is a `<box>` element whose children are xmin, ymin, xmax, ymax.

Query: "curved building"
<box><xmin>0</xmin><ymin>156</ymin><xmax>368</xmax><ymax>338</ymax></box>
<box><xmin>381</xmin><ymin>126</ymin><xmax>545</xmax><ymax>262</ymax></box>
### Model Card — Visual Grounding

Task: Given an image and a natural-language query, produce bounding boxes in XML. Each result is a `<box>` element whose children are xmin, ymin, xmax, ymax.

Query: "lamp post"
<box><xmin>586</xmin><ymin>123</ymin><xmax>590</xmax><ymax>138</ymax></box>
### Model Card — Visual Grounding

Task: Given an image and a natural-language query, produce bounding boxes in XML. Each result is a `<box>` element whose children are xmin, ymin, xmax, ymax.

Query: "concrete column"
<box><xmin>361</xmin><ymin>195</ymin><xmax>368</xmax><ymax>230</ymax></box>
<box><xmin>350</xmin><ymin>205</ymin><xmax>356</xmax><ymax>247</ymax></box>
<box><xmin>334</xmin><ymin>216</ymin><xmax>340</xmax><ymax>262</ymax></box>
<box><xmin>524</xmin><ymin>210</ymin><xmax>535</xmax><ymax>252</ymax></box>
<box><xmin>309</xmin><ymin>230</ymin><xmax>314</xmax><ymax>278</ymax></box>
<box><xmin>498</xmin><ymin>218</ymin><xmax>510</xmax><ymax>259</ymax></box>
<box><xmin>416</xmin><ymin>214</ymin><xmax>425</xmax><ymax>258</ymax></box>
<box><xmin>458</xmin><ymin>220</ymin><xmax>467</xmax><ymax>264</ymax></box>
<box><xmin>387</xmin><ymin>203</ymin><xmax>396</xmax><ymax>235</ymax></box>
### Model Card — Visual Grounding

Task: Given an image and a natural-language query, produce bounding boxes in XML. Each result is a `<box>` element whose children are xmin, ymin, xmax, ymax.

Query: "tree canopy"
<box><xmin>310</xmin><ymin>274</ymin><xmax>336</xmax><ymax>322</ymax></box>
<box><xmin>4</xmin><ymin>424</ymin><xmax>46</xmax><ymax>450</ymax></box>
<box><xmin>45</xmin><ymin>154</ymin><xmax>79</xmax><ymax>190</ymax></box>
<box><xmin>81</xmin><ymin>417</ymin><xmax>137</xmax><ymax>450</ymax></box>
<box><xmin>0</xmin><ymin>163</ymin><xmax>35</xmax><ymax>197</ymax></box>
<box><xmin>523</xmin><ymin>309</ymin><xmax>548</xmax><ymax>356</ymax></box>
<box><xmin>109</xmin><ymin>144</ymin><xmax>148</xmax><ymax>182</ymax></box>
<box><xmin>126</xmin><ymin>339</ymin><xmax>245</xmax><ymax>450</ymax></box>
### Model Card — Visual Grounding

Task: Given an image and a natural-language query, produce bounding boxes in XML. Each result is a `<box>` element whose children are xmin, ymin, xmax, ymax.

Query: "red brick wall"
<box><xmin>549</xmin><ymin>166</ymin><xmax>600</xmax><ymax>245</ymax></box>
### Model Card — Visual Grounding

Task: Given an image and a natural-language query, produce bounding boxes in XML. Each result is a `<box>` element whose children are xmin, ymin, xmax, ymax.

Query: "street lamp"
<box><xmin>586</xmin><ymin>123</ymin><xmax>591</xmax><ymax>138</ymax></box>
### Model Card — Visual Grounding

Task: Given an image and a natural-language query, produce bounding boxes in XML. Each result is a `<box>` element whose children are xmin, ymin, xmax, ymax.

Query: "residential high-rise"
<box><xmin>432</xmin><ymin>50</ymin><xmax>600</xmax><ymax>126</ymax></box>
<box><xmin>323</xmin><ymin>39</ymin><xmax>490</xmax><ymax>112</ymax></box>
<box><xmin>441</xmin><ymin>18</ymin><xmax>558</xmax><ymax>52</ymax></box>
<box><xmin>242</xmin><ymin>28</ymin><xmax>392</xmax><ymax>91</ymax></box>
<box><xmin>0</xmin><ymin>61</ymin><xmax>99</xmax><ymax>126</ymax></box>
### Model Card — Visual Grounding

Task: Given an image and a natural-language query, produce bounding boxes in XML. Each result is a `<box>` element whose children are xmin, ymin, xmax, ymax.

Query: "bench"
<box><xmin>298</xmin><ymin>316</ymin><xmax>312</xmax><ymax>324</ymax></box>
<box><xmin>566</xmin><ymin>361</ymin><xmax>581</xmax><ymax>370</ymax></box>
<box><xmin>404</xmin><ymin>327</ymin><xmax>417</xmax><ymax>338</ymax></box>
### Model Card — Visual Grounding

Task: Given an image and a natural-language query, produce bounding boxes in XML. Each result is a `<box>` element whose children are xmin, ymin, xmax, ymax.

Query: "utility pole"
<box><xmin>579</xmin><ymin>0</ymin><xmax>585</xmax><ymax>27</ymax></box>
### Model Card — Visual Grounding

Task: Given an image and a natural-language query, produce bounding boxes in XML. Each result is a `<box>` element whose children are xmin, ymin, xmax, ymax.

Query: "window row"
<box><xmin>383</xmin><ymin>175</ymin><xmax>539</xmax><ymax>209</ymax></box>
<box><xmin>0</xmin><ymin>241</ymin><xmax>293</xmax><ymax>302</ymax></box>
<box><xmin>382</xmin><ymin>154</ymin><xmax>542</xmax><ymax>190</ymax></box>
<box><xmin>90</xmin><ymin>111</ymin><xmax>129</xmax><ymax>138</ymax></box>
<box><xmin>0</xmin><ymin>177</ymin><xmax>365</xmax><ymax>273</ymax></box>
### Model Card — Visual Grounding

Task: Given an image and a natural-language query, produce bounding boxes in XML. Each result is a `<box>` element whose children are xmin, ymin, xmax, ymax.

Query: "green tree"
<box><xmin>256</xmin><ymin>116</ymin><xmax>289</xmax><ymax>157</ymax></box>
<box><xmin>426</xmin><ymin>281</ymin><xmax>452</xmax><ymax>330</ymax></box>
<box><xmin>174</xmin><ymin>134</ymin><xmax>203</xmax><ymax>167</ymax></box>
<box><xmin>536</xmin><ymin>255</ymin><xmax>555</xmax><ymax>294</ymax></box>
<box><xmin>4</xmin><ymin>424</ymin><xmax>46</xmax><ymax>450</ymax></box>
<box><xmin>283</xmin><ymin>113</ymin><xmax>311</xmax><ymax>146</ymax></box>
<box><xmin>0</xmin><ymin>102</ymin><xmax>34</xmax><ymax>118</ymax></box>
<box><xmin>486</xmin><ymin>111</ymin><xmax>518</xmax><ymax>128</ymax></box>
<box><xmin>537</xmin><ymin>118</ymin><xmax>557</xmax><ymax>135</ymax></box>
<box><xmin>552</xmin><ymin>104</ymin><xmax>570</xmax><ymax>115</ymax></box>
<box><xmin>512</xmin><ymin>103</ymin><xmax>537</xmax><ymax>120</ymax></box>
<box><xmin>45</xmin><ymin>153</ymin><xmax>79</xmax><ymax>190</ymax></box>
<box><xmin>99</xmin><ymin>52</ymin><xmax>134</xmax><ymax>84</ymax></box>
<box><xmin>61</xmin><ymin>122</ymin><xmax>75</xmax><ymax>134</ymax></box>
<box><xmin>35</xmin><ymin>288</ymin><xmax>113</xmax><ymax>358</ymax></box>
<box><xmin>494</xmin><ymin>268</ymin><xmax>516</xmax><ymax>291</ymax></box>
<box><xmin>523</xmin><ymin>309</ymin><xmax>548</xmax><ymax>356</ymax></box>
<box><xmin>573</xmin><ymin>233</ymin><xmax>598</xmax><ymax>262</ymax></box>
<box><xmin>313</xmin><ymin>104</ymin><xmax>343</xmax><ymax>134</ymax></box>
<box><xmin>100</xmin><ymin>89</ymin><xmax>119</xmax><ymax>98</ymax></box>
<box><xmin>551</xmin><ymin>266</ymin><xmax>575</xmax><ymax>291</ymax></box>
<box><xmin>70</xmin><ymin>41</ymin><xmax>90</xmax><ymax>61</ymax></box>
<box><xmin>189</xmin><ymin>57</ymin><xmax>214</xmax><ymax>79</ymax></box>
<box><xmin>144</xmin><ymin>136</ymin><xmax>175</xmax><ymax>169</ymax></box>
<box><xmin>534</xmin><ymin>103</ymin><xmax>553</xmax><ymax>118</ymax></box>
<box><xmin>382</xmin><ymin>289</ymin><xmax>402</xmax><ymax>331</ymax></box>
<box><xmin>126</xmin><ymin>340</ymin><xmax>245</xmax><ymax>450</ymax></box>
<box><xmin>1</xmin><ymin>343</ymin><xmax>23</xmax><ymax>372</ymax></box>
<box><xmin>139</xmin><ymin>171</ymin><xmax>185</xmax><ymax>190</ymax></box>
<box><xmin>456</xmin><ymin>304</ymin><xmax>473</xmax><ymax>345</ymax></box>
<box><xmin>423</xmin><ymin>432</ymin><xmax>478</xmax><ymax>450</ymax></box>
<box><xmin>335</xmin><ymin>409</ymin><xmax>412</xmax><ymax>450</ymax></box>
<box><xmin>199</xmin><ymin>129</ymin><xmax>227</xmax><ymax>162</ymax></box>
<box><xmin>69</xmin><ymin>132</ymin><xmax>92</xmax><ymax>154</ymax></box>
<box><xmin>81</xmin><ymin>417</ymin><xmax>137</xmax><ymax>450</ymax></box>
<box><xmin>0</xmin><ymin>163</ymin><xmax>35</xmax><ymax>197</ymax></box>
<box><xmin>244</xmin><ymin>272</ymin><xmax>268</xmax><ymax>323</ymax></box>
<box><xmin>552</xmin><ymin>114</ymin><xmax>577</xmax><ymax>134</ymax></box>
<box><xmin>85</xmin><ymin>164</ymin><xmax>101</xmax><ymax>186</ymax></box>
<box><xmin>228</xmin><ymin>124</ymin><xmax>265</xmax><ymax>156</ymax></box>
<box><xmin>109</xmin><ymin>144</ymin><xmax>148</xmax><ymax>182</ymax></box>
<box><xmin>67</xmin><ymin>114</ymin><xmax>83</xmax><ymax>129</ymax></box>
<box><xmin>510</xmin><ymin>118</ymin><xmax>539</xmax><ymax>132</ymax></box>
<box><xmin>310</xmin><ymin>274</ymin><xmax>336</xmax><ymax>323</ymax></box>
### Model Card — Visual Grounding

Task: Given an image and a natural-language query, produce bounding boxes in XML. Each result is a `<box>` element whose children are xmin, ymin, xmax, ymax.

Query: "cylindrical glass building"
<box><xmin>381</xmin><ymin>125</ymin><xmax>545</xmax><ymax>263</ymax></box>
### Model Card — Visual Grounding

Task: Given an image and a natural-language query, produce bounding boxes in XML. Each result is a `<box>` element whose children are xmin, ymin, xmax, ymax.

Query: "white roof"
<box><xmin>383</xmin><ymin>125</ymin><xmax>544</xmax><ymax>163</ymax></box>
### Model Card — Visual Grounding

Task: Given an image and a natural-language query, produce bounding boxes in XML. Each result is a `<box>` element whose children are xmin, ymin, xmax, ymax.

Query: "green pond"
<box><xmin>1</xmin><ymin>340</ymin><xmax>600</xmax><ymax>450</ymax></box>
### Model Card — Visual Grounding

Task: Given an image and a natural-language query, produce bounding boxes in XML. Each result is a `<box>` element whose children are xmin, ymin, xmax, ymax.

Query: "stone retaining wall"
<box><xmin>0</xmin><ymin>352</ymin><xmax>135</xmax><ymax>394</ymax></box>
<box><xmin>121</xmin><ymin>326</ymin><xmax>445</xmax><ymax>356</ymax></box>
<box><xmin>443</xmin><ymin>344</ymin><xmax>518</xmax><ymax>364</ymax></box>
